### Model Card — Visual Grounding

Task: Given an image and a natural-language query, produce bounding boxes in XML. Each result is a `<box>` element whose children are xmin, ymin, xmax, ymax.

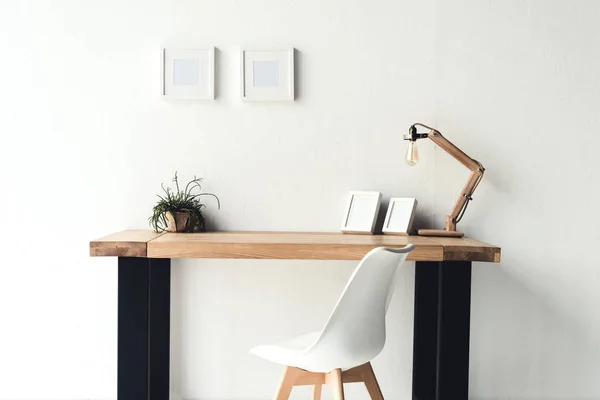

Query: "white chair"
<box><xmin>250</xmin><ymin>244</ymin><xmax>415</xmax><ymax>400</ymax></box>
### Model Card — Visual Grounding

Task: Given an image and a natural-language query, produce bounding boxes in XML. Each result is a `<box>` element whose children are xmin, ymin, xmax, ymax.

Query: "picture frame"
<box><xmin>241</xmin><ymin>48</ymin><xmax>295</xmax><ymax>101</ymax></box>
<box><xmin>161</xmin><ymin>47</ymin><xmax>215</xmax><ymax>100</ymax></box>
<box><xmin>341</xmin><ymin>191</ymin><xmax>382</xmax><ymax>234</ymax></box>
<box><xmin>382</xmin><ymin>198</ymin><xmax>418</xmax><ymax>236</ymax></box>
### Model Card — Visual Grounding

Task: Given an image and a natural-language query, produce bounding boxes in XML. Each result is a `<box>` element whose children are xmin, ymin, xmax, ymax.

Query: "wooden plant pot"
<box><xmin>165</xmin><ymin>211</ymin><xmax>198</xmax><ymax>232</ymax></box>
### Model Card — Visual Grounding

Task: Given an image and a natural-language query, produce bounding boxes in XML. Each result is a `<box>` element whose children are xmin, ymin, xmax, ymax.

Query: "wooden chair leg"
<box><xmin>311</xmin><ymin>384</ymin><xmax>322</xmax><ymax>400</ymax></box>
<box><xmin>361</xmin><ymin>363</ymin><xmax>384</xmax><ymax>400</ymax></box>
<box><xmin>326</xmin><ymin>369</ymin><xmax>345</xmax><ymax>400</ymax></box>
<box><xmin>274</xmin><ymin>366</ymin><xmax>300</xmax><ymax>400</ymax></box>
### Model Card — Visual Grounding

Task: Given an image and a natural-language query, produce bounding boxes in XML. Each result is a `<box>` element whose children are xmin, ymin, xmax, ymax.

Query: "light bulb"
<box><xmin>405</xmin><ymin>141</ymin><xmax>419</xmax><ymax>166</ymax></box>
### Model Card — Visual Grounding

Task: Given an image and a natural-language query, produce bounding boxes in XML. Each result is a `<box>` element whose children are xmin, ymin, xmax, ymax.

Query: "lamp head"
<box><xmin>404</xmin><ymin>124</ymin><xmax>428</xmax><ymax>166</ymax></box>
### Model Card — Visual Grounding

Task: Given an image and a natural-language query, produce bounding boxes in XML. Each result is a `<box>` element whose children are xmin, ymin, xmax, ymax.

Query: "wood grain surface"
<box><xmin>90</xmin><ymin>230</ymin><xmax>165</xmax><ymax>257</ymax></box>
<box><xmin>90</xmin><ymin>230</ymin><xmax>500</xmax><ymax>262</ymax></box>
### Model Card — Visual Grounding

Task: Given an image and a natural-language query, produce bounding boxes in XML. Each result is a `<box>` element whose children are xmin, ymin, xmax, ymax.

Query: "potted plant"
<box><xmin>149</xmin><ymin>172</ymin><xmax>220</xmax><ymax>233</ymax></box>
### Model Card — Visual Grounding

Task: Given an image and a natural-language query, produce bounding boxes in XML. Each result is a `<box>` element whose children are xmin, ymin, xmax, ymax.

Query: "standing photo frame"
<box><xmin>382</xmin><ymin>198</ymin><xmax>418</xmax><ymax>235</ymax></box>
<box><xmin>241</xmin><ymin>48</ymin><xmax>295</xmax><ymax>101</ymax></box>
<box><xmin>340</xmin><ymin>191</ymin><xmax>382</xmax><ymax>234</ymax></box>
<box><xmin>162</xmin><ymin>47</ymin><xmax>215</xmax><ymax>100</ymax></box>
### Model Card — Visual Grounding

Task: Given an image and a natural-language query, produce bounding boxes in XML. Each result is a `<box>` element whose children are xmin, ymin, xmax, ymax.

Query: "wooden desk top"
<box><xmin>90</xmin><ymin>230</ymin><xmax>500</xmax><ymax>262</ymax></box>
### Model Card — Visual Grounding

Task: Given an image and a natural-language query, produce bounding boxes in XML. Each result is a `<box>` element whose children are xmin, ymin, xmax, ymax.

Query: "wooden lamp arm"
<box><xmin>412</xmin><ymin>123</ymin><xmax>485</xmax><ymax>232</ymax></box>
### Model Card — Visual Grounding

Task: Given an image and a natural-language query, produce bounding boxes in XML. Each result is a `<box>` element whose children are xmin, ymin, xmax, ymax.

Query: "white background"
<box><xmin>0</xmin><ymin>0</ymin><xmax>598</xmax><ymax>399</ymax></box>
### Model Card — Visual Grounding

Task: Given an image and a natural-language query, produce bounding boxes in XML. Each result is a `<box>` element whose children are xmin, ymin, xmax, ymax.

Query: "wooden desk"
<box><xmin>91</xmin><ymin>230</ymin><xmax>500</xmax><ymax>400</ymax></box>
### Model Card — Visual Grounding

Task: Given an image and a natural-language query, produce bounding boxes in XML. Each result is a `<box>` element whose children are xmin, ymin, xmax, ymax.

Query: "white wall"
<box><xmin>0</xmin><ymin>0</ymin><xmax>598</xmax><ymax>399</ymax></box>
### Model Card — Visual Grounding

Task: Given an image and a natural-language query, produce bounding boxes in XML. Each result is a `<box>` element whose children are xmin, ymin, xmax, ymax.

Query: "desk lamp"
<box><xmin>404</xmin><ymin>123</ymin><xmax>485</xmax><ymax>237</ymax></box>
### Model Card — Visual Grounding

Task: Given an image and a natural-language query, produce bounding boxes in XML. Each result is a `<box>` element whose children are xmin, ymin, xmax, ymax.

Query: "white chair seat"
<box><xmin>250</xmin><ymin>331</ymin><xmax>321</xmax><ymax>368</ymax></box>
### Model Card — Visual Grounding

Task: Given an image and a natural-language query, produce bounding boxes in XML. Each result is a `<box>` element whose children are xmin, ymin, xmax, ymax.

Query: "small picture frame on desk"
<box><xmin>382</xmin><ymin>198</ymin><xmax>418</xmax><ymax>235</ymax></box>
<box><xmin>341</xmin><ymin>191</ymin><xmax>382</xmax><ymax>234</ymax></box>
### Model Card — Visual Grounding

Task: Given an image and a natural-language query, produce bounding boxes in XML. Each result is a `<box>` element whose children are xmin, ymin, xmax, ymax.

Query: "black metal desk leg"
<box><xmin>118</xmin><ymin>257</ymin><xmax>171</xmax><ymax>400</ymax></box>
<box><xmin>412</xmin><ymin>261</ymin><xmax>472</xmax><ymax>400</ymax></box>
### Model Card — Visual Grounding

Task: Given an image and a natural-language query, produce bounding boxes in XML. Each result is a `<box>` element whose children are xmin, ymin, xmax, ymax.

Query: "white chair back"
<box><xmin>302</xmin><ymin>245</ymin><xmax>414</xmax><ymax>371</ymax></box>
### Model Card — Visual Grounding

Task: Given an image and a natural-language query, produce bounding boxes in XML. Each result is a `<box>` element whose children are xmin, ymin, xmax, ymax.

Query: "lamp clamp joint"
<box><xmin>404</xmin><ymin>125</ymin><xmax>429</xmax><ymax>141</ymax></box>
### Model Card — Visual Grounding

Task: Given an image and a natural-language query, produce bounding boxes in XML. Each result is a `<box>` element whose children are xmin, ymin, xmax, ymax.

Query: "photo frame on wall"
<box><xmin>162</xmin><ymin>47</ymin><xmax>215</xmax><ymax>100</ymax></box>
<box><xmin>241</xmin><ymin>48</ymin><xmax>295</xmax><ymax>101</ymax></box>
<box><xmin>382</xmin><ymin>198</ymin><xmax>418</xmax><ymax>235</ymax></box>
<box><xmin>341</xmin><ymin>191</ymin><xmax>382</xmax><ymax>234</ymax></box>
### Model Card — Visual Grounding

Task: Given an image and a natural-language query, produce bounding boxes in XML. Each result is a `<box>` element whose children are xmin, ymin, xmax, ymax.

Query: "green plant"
<box><xmin>149</xmin><ymin>172</ymin><xmax>220</xmax><ymax>233</ymax></box>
